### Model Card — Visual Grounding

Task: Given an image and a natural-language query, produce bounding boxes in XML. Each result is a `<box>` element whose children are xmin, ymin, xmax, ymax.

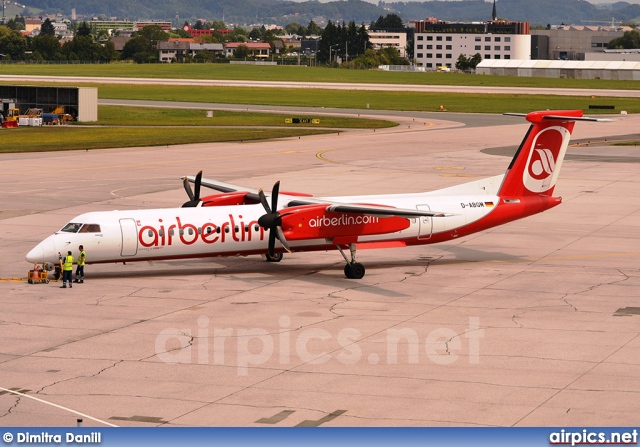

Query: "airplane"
<box><xmin>26</xmin><ymin>110</ymin><xmax>606</xmax><ymax>279</ymax></box>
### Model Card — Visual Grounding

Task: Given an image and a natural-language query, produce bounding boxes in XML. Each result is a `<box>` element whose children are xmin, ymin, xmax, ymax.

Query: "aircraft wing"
<box><xmin>187</xmin><ymin>175</ymin><xmax>263</xmax><ymax>202</ymax></box>
<box><xmin>188</xmin><ymin>175</ymin><xmax>453</xmax><ymax>218</ymax></box>
<box><xmin>325</xmin><ymin>203</ymin><xmax>451</xmax><ymax>218</ymax></box>
<box><xmin>189</xmin><ymin>176</ymin><xmax>258</xmax><ymax>194</ymax></box>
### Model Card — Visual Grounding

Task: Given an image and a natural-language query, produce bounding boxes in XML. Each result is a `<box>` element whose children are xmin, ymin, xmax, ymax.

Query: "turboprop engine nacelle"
<box><xmin>279</xmin><ymin>204</ymin><xmax>411</xmax><ymax>241</ymax></box>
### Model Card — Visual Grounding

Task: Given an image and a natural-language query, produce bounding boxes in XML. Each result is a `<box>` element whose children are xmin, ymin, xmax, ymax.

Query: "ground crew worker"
<box><xmin>60</xmin><ymin>250</ymin><xmax>74</xmax><ymax>288</ymax></box>
<box><xmin>75</xmin><ymin>245</ymin><xmax>86</xmax><ymax>283</ymax></box>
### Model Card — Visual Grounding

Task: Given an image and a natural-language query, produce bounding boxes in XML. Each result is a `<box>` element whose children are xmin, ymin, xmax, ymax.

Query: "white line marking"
<box><xmin>0</xmin><ymin>386</ymin><xmax>119</xmax><ymax>427</ymax></box>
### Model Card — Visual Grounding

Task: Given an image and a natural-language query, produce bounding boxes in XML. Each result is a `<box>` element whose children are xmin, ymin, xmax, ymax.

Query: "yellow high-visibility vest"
<box><xmin>78</xmin><ymin>250</ymin><xmax>86</xmax><ymax>266</ymax></box>
<box><xmin>63</xmin><ymin>255</ymin><xmax>74</xmax><ymax>271</ymax></box>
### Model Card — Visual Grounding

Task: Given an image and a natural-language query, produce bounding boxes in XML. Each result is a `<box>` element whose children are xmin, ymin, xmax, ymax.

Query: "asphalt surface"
<box><xmin>1</xmin><ymin>106</ymin><xmax>639</xmax><ymax>427</ymax></box>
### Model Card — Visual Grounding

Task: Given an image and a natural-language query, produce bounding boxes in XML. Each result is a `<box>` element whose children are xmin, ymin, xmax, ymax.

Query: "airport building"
<box><xmin>368</xmin><ymin>29</ymin><xmax>410</xmax><ymax>58</ymax></box>
<box><xmin>531</xmin><ymin>25</ymin><xmax>630</xmax><ymax>61</ymax></box>
<box><xmin>412</xmin><ymin>18</ymin><xmax>531</xmax><ymax>70</ymax></box>
<box><xmin>0</xmin><ymin>86</ymin><xmax>98</xmax><ymax>122</ymax></box>
<box><xmin>89</xmin><ymin>20</ymin><xmax>172</xmax><ymax>36</ymax></box>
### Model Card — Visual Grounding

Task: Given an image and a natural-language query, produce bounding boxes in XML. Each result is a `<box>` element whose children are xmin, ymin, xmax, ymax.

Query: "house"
<box><xmin>223</xmin><ymin>42</ymin><xmax>271</xmax><ymax>59</ymax></box>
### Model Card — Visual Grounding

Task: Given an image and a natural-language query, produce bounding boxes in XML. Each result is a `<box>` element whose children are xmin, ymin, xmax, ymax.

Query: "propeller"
<box><xmin>257</xmin><ymin>181</ymin><xmax>292</xmax><ymax>256</ymax></box>
<box><xmin>182</xmin><ymin>171</ymin><xmax>203</xmax><ymax>207</ymax></box>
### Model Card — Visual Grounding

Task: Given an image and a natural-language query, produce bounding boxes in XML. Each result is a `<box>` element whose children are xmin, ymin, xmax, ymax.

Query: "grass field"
<box><xmin>95</xmin><ymin>106</ymin><xmax>396</xmax><ymax>128</ymax></box>
<box><xmin>95</xmin><ymin>85</ymin><xmax>638</xmax><ymax>114</ymax></box>
<box><xmin>1</xmin><ymin>63</ymin><xmax>638</xmax><ymax>90</ymax></box>
<box><xmin>0</xmin><ymin>106</ymin><xmax>395</xmax><ymax>154</ymax></box>
<box><xmin>0</xmin><ymin>126</ymin><xmax>334</xmax><ymax>154</ymax></box>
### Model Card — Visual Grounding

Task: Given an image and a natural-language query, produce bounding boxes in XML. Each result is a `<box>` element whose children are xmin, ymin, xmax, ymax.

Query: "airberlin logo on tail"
<box><xmin>522</xmin><ymin>126</ymin><xmax>570</xmax><ymax>193</ymax></box>
<box><xmin>529</xmin><ymin>148</ymin><xmax>555</xmax><ymax>179</ymax></box>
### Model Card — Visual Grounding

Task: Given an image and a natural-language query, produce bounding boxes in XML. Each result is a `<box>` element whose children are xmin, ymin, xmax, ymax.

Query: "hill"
<box><xmin>22</xmin><ymin>0</ymin><xmax>640</xmax><ymax>27</ymax></box>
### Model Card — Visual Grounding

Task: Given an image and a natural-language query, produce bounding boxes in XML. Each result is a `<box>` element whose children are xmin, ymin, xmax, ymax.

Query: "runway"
<box><xmin>1</xmin><ymin>108</ymin><xmax>639</xmax><ymax>427</ymax></box>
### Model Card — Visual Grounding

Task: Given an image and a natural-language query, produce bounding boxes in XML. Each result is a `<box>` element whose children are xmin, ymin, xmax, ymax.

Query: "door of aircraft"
<box><xmin>417</xmin><ymin>205</ymin><xmax>432</xmax><ymax>240</ymax></box>
<box><xmin>119</xmin><ymin>218</ymin><xmax>138</xmax><ymax>257</ymax></box>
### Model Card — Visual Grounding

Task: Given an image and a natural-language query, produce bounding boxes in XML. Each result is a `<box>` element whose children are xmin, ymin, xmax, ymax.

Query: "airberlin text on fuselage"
<box><xmin>138</xmin><ymin>215</ymin><xmax>264</xmax><ymax>248</ymax></box>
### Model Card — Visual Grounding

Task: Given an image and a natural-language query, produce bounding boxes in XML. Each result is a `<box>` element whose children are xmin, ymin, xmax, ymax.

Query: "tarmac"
<box><xmin>1</xmin><ymin>109</ymin><xmax>639</xmax><ymax>427</ymax></box>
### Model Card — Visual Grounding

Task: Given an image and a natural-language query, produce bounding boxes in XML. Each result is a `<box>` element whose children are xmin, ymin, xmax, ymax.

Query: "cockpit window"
<box><xmin>60</xmin><ymin>223</ymin><xmax>82</xmax><ymax>233</ymax></box>
<box><xmin>79</xmin><ymin>224</ymin><xmax>101</xmax><ymax>233</ymax></box>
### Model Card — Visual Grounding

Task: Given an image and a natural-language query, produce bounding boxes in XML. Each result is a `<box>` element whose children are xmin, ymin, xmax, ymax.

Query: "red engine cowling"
<box><xmin>280</xmin><ymin>204</ymin><xmax>410</xmax><ymax>241</ymax></box>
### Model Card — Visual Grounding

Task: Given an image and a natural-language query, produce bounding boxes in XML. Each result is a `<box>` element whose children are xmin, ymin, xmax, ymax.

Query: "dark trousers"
<box><xmin>75</xmin><ymin>265</ymin><xmax>84</xmax><ymax>279</ymax></box>
<box><xmin>62</xmin><ymin>270</ymin><xmax>72</xmax><ymax>284</ymax></box>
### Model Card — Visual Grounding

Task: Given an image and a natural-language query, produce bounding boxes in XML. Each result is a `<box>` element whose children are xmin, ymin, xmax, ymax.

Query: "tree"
<box><xmin>100</xmin><ymin>40</ymin><xmax>117</xmax><ymax>62</ymax></box>
<box><xmin>379</xmin><ymin>47</ymin><xmax>407</xmax><ymax>65</ymax></box>
<box><xmin>119</xmin><ymin>25</ymin><xmax>169</xmax><ymax>63</ymax></box>
<box><xmin>307</xmin><ymin>20</ymin><xmax>321</xmax><ymax>36</ymax></box>
<box><xmin>608</xmin><ymin>30</ymin><xmax>640</xmax><ymax>49</ymax></box>
<box><xmin>211</xmin><ymin>21</ymin><xmax>226</xmax><ymax>31</ymax></box>
<box><xmin>469</xmin><ymin>53</ymin><xmax>482</xmax><ymax>70</ymax></box>
<box><xmin>405</xmin><ymin>35</ymin><xmax>414</xmax><ymax>60</ymax></box>
<box><xmin>76</xmin><ymin>22</ymin><xmax>92</xmax><ymax>37</ymax></box>
<box><xmin>372</xmin><ymin>14</ymin><xmax>404</xmax><ymax>30</ymax></box>
<box><xmin>6</xmin><ymin>19</ymin><xmax>23</xmax><ymax>31</ymax></box>
<box><xmin>318</xmin><ymin>20</ymin><xmax>339</xmax><ymax>64</ymax></box>
<box><xmin>0</xmin><ymin>26</ymin><xmax>28</xmax><ymax>60</ymax></box>
<box><xmin>249</xmin><ymin>27</ymin><xmax>264</xmax><ymax>41</ymax></box>
<box><xmin>172</xmin><ymin>28</ymin><xmax>194</xmax><ymax>39</ymax></box>
<box><xmin>233</xmin><ymin>44</ymin><xmax>249</xmax><ymax>59</ymax></box>
<box><xmin>229</xmin><ymin>26</ymin><xmax>247</xmax><ymax>42</ymax></box>
<box><xmin>120</xmin><ymin>36</ymin><xmax>149</xmax><ymax>61</ymax></box>
<box><xmin>40</xmin><ymin>18</ymin><xmax>56</xmax><ymax>37</ymax></box>
<box><xmin>285</xmin><ymin>22</ymin><xmax>305</xmax><ymax>36</ymax></box>
<box><xmin>456</xmin><ymin>54</ymin><xmax>467</xmax><ymax>71</ymax></box>
<box><xmin>31</xmin><ymin>34</ymin><xmax>62</xmax><ymax>60</ymax></box>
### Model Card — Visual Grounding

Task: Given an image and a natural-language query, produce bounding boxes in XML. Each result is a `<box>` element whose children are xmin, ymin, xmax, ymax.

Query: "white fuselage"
<box><xmin>26</xmin><ymin>180</ymin><xmax>502</xmax><ymax>265</ymax></box>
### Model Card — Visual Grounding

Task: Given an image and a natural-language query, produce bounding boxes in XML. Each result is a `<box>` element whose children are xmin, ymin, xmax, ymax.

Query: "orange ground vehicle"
<box><xmin>27</xmin><ymin>263</ymin><xmax>52</xmax><ymax>284</ymax></box>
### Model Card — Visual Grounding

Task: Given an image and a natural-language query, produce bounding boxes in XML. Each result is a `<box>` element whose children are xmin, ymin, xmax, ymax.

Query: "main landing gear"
<box><xmin>265</xmin><ymin>252</ymin><xmax>283</xmax><ymax>263</ymax></box>
<box><xmin>337</xmin><ymin>243</ymin><xmax>365</xmax><ymax>279</ymax></box>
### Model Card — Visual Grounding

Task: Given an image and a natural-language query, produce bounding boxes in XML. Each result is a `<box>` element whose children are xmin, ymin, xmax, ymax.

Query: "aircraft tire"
<box><xmin>266</xmin><ymin>252</ymin><xmax>283</xmax><ymax>263</ymax></box>
<box><xmin>345</xmin><ymin>262</ymin><xmax>365</xmax><ymax>279</ymax></box>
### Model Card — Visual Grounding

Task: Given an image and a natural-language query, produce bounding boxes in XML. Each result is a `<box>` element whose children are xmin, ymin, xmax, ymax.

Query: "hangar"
<box><xmin>0</xmin><ymin>85</ymin><xmax>98</xmax><ymax>122</ymax></box>
<box><xmin>475</xmin><ymin>59</ymin><xmax>640</xmax><ymax>80</ymax></box>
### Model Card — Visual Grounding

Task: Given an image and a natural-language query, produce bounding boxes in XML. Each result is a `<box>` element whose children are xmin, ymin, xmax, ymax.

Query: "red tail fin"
<box><xmin>498</xmin><ymin>110</ymin><xmax>582</xmax><ymax>198</ymax></box>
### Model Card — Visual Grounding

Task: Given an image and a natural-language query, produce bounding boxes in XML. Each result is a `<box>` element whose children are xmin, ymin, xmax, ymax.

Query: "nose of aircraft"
<box><xmin>25</xmin><ymin>237</ymin><xmax>57</xmax><ymax>263</ymax></box>
<box><xmin>25</xmin><ymin>244</ymin><xmax>43</xmax><ymax>263</ymax></box>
